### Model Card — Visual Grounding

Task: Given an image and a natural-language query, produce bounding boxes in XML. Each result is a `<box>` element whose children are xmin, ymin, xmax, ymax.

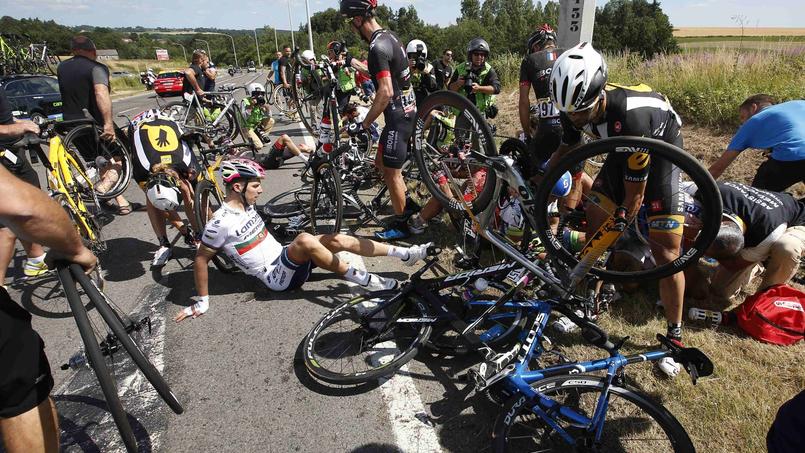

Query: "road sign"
<box><xmin>155</xmin><ymin>49</ymin><xmax>170</xmax><ymax>61</ymax></box>
<box><xmin>558</xmin><ymin>0</ymin><xmax>596</xmax><ymax>49</ymax></box>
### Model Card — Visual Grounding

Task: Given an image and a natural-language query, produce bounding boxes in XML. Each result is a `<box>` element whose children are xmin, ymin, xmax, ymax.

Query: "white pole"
<box><xmin>304</xmin><ymin>0</ymin><xmax>314</xmax><ymax>52</ymax></box>
<box><xmin>254</xmin><ymin>29</ymin><xmax>262</xmax><ymax>66</ymax></box>
<box><xmin>287</xmin><ymin>0</ymin><xmax>296</xmax><ymax>49</ymax></box>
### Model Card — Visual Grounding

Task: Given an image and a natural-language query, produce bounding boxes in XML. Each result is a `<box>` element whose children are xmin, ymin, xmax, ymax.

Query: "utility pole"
<box><xmin>287</xmin><ymin>0</ymin><xmax>295</xmax><ymax>49</ymax></box>
<box><xmin>557</xmin><ymin>0</ymin><xmax>596</xmax><ymax>49</ymax></box>
<box><xmin>194</xmin><ymin>39</ymin><xmax>211</xmax><ymax>58</ymax></box>
<box><xmin>304</xmin><ymin>0</ymin><xmax>314</xmax><ymax>52</ymax></box>
<box><xmin>274</xmin><ymin>28</ymin><xmax>278</xmax><ymax>52</ymax></box>
<box><xmin>170</xmin><ymin>41</ymin><xmax>187</xmax><ymax>62</ymax></box>
<box><xmin>254</xmin><ymin>29</ymin><xmax>262</xmax><ymax>66</ymax></box>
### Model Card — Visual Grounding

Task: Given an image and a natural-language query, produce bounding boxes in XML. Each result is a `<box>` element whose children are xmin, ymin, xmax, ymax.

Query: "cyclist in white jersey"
<box><xmin>174</xmin><ymin>158</ymin><xmax>432</xmax><ymax>322</ymax></box>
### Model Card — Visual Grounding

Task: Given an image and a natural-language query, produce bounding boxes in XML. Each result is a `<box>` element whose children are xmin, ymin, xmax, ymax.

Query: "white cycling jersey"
<box><xmin>200</xmin><ymin>203</ymin><xmax>283</xmax><ymax>276</ymax></box>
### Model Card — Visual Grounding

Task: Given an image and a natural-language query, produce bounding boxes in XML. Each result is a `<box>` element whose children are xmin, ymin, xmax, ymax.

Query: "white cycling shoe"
<box><xmin>658</xmin><ymin>356</ymin><xmax>681</xmax><ymax>378</ymax></box>
<box><xmin>403</xmin><ymin>242</ymin><xmax>433</xmax><ymax>267</ymax></box>
<box><xmin>152</xmin><ymin>246</ymin><xmax>172</xmax><ymax>267</ymax></box>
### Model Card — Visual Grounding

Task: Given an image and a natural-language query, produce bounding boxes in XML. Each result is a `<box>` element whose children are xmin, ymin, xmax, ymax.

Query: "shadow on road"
<box><xmin>55</xmin><ymin>394</ymin><xmax>153</xmax><ymax>453</ymax></box>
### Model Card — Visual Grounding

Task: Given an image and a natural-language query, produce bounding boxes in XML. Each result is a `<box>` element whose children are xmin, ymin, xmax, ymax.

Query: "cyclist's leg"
<box><xmin>379</xmin><ymin>111</ymin><xmax>415</xmax><ymax>219</ymax></box>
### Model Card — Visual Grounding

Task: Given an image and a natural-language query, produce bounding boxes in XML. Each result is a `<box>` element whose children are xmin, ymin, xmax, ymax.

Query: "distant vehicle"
<box><xmin>0</xmin><ymin>74</ymin><xmax>63</xmax><ymax>122</ymax></box>
<box><xmin>247</xmin><ymin>62</ymin><xmax>256</xmax><ymax>73</ymax></box>
<box><xmin>111</xmin><ymin>71</ymin><xmax>135</xmax><ymax>78</ymax></box>
<box><xmin>153</xmin><ymin>70</ymin><xmax>184</xmax><ymax>96</ymax></box>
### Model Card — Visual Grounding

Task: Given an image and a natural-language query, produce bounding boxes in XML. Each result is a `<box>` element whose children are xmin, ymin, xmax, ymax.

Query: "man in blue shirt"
<box><xmin>709</xmin><ymin>94</ymin><xmax>805</xmax><ymax>191</ymax></box>
<box><xmin>269</xmin><ymin>51</ymin><xmax>282</xmax><ymax>85</ymax></box>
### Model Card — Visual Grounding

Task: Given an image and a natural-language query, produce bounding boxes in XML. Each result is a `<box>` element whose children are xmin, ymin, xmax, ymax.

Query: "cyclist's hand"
<box><xmin>100</xmin><ymin>123</ymin><xmax>115</xmax><ymax>141</ymax></box>
<box><xmin>47</xmin><ymin>245</ymin><xmax>98</xmax><ymax>274</ymax></box>
<box><xmin>283</xmin><ymin>83</ymin><xmax>291</xmax><ymax>89</ymax></box>
<box><xmin>196</xmin><ymin>89</ymin><xmax>206</xmax><ymax>98</ymax></box>
<box><xmin>19</xmin><ymin>120</ymin><xmax>40</xmax><ymax>135</ymax></box>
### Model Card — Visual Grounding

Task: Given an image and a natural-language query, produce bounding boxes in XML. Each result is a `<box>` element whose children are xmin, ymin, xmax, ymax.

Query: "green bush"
<box><xmin>110</xmin><ymin>76</ymin><xmax>143</xmax><ymax>93</ymax></box>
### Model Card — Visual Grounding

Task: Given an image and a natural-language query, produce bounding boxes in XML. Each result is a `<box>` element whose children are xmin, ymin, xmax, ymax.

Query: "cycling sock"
<box><xmin>386</xmin><ymin>245</ymin><xmax>409</xmax><ymax>261</ymax></box>
<box><xmin>563</xmin><ymin>229</ymin><xmax>583</xmax><ymax>253</ymax></box>
<box><xmin>28</xmin><ymin>253</ymin><xmax>46</xmax><ymax>263</ymax></box>
<box><xmin>666</xmin><ymin>322</ymin><xmax>683</xmax><ymax>341</ymax></box>
<box><xmin>344</xmin><ymin>265</ymin><xmax>370</xmax><ymax>286</ymax></box>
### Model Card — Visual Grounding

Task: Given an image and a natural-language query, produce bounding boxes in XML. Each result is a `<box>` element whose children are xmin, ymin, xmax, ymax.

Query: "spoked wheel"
<box><xmin>310</xmin><ymin>161</ymin><xmax>343</xmax><ymax>235</ymax></box>
<box><xmin>263</xmin><ymin>187</ymin><xmax>313</xmax><ymax>243</ymax></box>
<box><xmin>534</xmin><ymin>137</ymin><xmax>722</xmax><ymax>283</ymax></box>
<box><xmin>427</xmin><ymin>280</ymin><xmax>527</xmax><ymax>354</ymax></box>
<box><xmin>62</xmin><ymin>124</ymin><xmax>133</xmax><ymax>200</ymax></box>
<box><xmin>194</xmin><ymin>180</ymin><xmax>238</xmax><ymax>273</ymax></box>
<box><xmin>303</xmin><ymin>291</ymin><xmax>433</xmax><ymax>385</ymax></box>
<box><xmin>492</xmin><ymin>375</ymin><xmax>694</xmax><ymax>453</ymax></box>
<box><xmin>412</xmin><ymin>90</ymin><xmax>498</xmax><ymax>216</ymax></box>
<box><xmin>46</xmin><ymin>54</ymin><xmax>60</xmax><ymax>75</ymax></box>
<box><xmin>293</xmin><ymin>67</ymin><xmax>324</xmax><ymax>136</ymax></box>
<box><xmin>273</xmin><ymin>85</ymin><xmax>295</xmax><ymax>116</ymax></box>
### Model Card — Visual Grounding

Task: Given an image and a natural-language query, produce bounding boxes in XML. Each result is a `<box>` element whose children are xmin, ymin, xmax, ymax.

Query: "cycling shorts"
<box><xmin>259</xmin><ymin>247</ymin><xmax>313</xmax><ymax>291</ymax></box>
<box><xmin>0</xmin><ymin>289</ymin><xmax>54</xmax><ymax>418</ymax></box>
<box><xmin>377</xmin><ymin>108</ymin><xmax>415</xmax><ymax>170</ymax></box>
<box><xmin>588</xmin><ymin>134</ymin><xmax>684</xmax><ymax>235</ymax></box>
<box><xmin>260</xmin><ymin>142</ymin><xmax>296</xmax><ymax>170</ymax></box>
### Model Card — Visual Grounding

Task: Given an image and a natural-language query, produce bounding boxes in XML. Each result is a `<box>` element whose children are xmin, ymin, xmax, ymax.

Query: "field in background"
<box><xmin>673</xmin><ymin>27</ymin><xmax>805</xmax><ymax>37</ymax></box>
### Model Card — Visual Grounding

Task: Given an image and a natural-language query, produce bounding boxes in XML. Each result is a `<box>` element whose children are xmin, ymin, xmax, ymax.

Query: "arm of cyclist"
<box><xmin>173</xmin><ymin>245</ymin><xmax>216</xmax><ymax>322</ymax></box>
<box><xmin>361</xmin><ymin>75</ymin><xmax>392</xmax><ymax>130</ymax></box>
<box><xmin>0</xmin><ymin>119</ymin><xmax>39</xmax><ymax>138</ymax></box>
<box><xmin>184</xmin><ymin>68</ymin><xmax>205</xmax><ymax>97</ymax></box>
<box><xmin>518</xmin><ymin>83</ymin><xmax>532</xmax><ymax>137</ymax></box>
<box><xmin>0</xmin><ymin>165</ymin><xmax>96</xmax><ymax>272</ymax></box>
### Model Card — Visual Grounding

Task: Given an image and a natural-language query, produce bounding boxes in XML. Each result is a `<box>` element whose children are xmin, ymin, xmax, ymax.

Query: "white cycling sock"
<box><xmin>298</xmin><ymin>153</ymin><xmax>309</xmax><ymax>161</ymax></box>
<box><xmin>344</xmin><ymin>265</ymin><xmax>370</xmax><ymax>286</ymax></box>
<box><xmin>28</xmin><ymin>253</ymin><xmax>46</xmax><ymax>263</ymax></box>
<box><xmin>386</xmin><ymin>245</ymin><xmax>409</xmax><ymax>261</ymax></box>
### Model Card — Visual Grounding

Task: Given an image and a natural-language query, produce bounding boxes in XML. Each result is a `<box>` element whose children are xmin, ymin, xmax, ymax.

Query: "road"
<box><xmin>4</xmin><ymin>70</ymin><xmax>499</xmax><ymax>453</ymax></box>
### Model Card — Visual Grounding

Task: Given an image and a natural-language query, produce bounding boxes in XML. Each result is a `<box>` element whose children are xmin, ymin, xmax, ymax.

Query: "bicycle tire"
<box><xmin>272</xmin><ymin>84</ymin><xmax>293</xmax><ymax>115</ymax></box>
<box><xmin>534</xmin><ymin>136</ymin><xmax>722</xmax><ymax>283</ymax></box>
<box><xmin>56</xmin><ymin>266</ymin><xmax>139</xmax><ymax>453</ymax></box>
<box><xmin>303</xmin><ymin>290</ymin><xmax>433</xmax><ymax>385</ymax></box>
<box><xmin>492</xmin><ymin>374</ymin><xmax>695</xmax><ymax>453</ymax></box>
<box><xmin>62</xmin><ymin>124</ymin><xmax>133</xmax><ymax>200</ymax></box>
<box><xmin>194</xmin><ymin>180</ymin><xmax>238</xmax><ymax>273</ymax></box>
<box><xmin>293</xmin><ymin>67</ymin><xmax>324</xmax><ymax>136</ymax></box>
<box><xmin>264</xmin><ymin>186</ymin><xmax>312</xmax><ymax>219</ymax></box>
<box><xmin>70</xmin><ymin>265</ymin><xmax>184</xmax><ymax>415</ymax></box>
<box><xmin>310</xmin><ymin>161</ymin><xmax>343</xmax><ymax>235</ymax></box>
<box><xmin>412</xmin><ymin>90</ymin><xmax>498</xmax><ymax>215</ymax></box>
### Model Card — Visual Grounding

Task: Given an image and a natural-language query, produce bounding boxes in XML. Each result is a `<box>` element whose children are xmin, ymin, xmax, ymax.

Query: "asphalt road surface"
<box><xmin>4</xmin><ymin>70</ymin><xmax>499</xmax><ymax>453</ymax></box>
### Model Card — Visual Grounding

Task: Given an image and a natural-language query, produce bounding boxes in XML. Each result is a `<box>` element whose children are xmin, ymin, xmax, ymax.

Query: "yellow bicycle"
<box><xmin>12</xmin><ymin>118</ymin><xmax>107</xmax><ymax>252</ymax></box>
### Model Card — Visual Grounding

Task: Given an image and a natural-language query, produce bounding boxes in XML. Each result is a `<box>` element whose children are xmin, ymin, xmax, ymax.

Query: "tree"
<box><xmin>593</xmin><ymin>0</ymin><xmax>678</xmax><ymax>57</ymax></box>
<box><xmin>459</xmin><ymin>0</ymin><xmax>481</xmax><ymax>22</ymax></box>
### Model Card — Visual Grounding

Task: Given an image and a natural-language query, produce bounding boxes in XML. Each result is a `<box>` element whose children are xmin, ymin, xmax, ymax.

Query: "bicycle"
<box><xmin>161</xmin><ymin>87</ymin><xmax>252</xmax><ymax>145</ymax></box>
<box><xmin>56</xmin><ymin>261</ymin><xmax>183</xmax><ymax>453</ymax></box>
<box><xmin>290</xmin><ymin>48</ymin><xmax>326</xmax><ymax>136</ymax></box>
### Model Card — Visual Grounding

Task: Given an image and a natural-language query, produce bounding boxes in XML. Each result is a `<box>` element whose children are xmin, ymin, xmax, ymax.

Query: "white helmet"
<box><xmin>247</xmin><ymin>82</ymin><xmax>265</xmax><ymax>96</ymax></box>
<box><xmin>406</xmin><ymin>39</ymin><xmax>427</xmax><ymax>59</ymax></box>
<box><xmin>300</xmin><ymin>49</ymin><xmax>316</xmax><ymax>65</ymax></box>
<box><xmin>146</xmin><ymin>173</ymin><xmax>181</xmax><ymax>211</ymax></box>
<box><xmin>549</xmin><ymin>42</ymin><xmax>608</xmax><ymax>113</ymax></box>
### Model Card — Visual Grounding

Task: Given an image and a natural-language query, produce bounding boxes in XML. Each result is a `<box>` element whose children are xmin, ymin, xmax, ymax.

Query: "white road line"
<box><xmin>337</xmin><ymin>252</ymin><xmax>443</xmax><ymax>453</ymax></box>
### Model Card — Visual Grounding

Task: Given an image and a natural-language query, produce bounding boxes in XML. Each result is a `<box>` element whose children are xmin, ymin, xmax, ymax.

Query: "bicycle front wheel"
<box><xmin>492</xmin><ymin>375</ymin><xmax>695</xmax><ymax>453</ymax></box>
<box><xmin>63</xmin><ymin>124</ymin><xmax>133</xmax><ymax>200</ymax></box>
<box><xmin>534</xmin><ymin>136</ymin><xmax>722</xmax><ymax>283</ymax></box>
<box><xmin>303</xmin><ymin>291</ymin><xmax>433</xmax><ymax>385</ymax></box>
<box><xmin>273</xmin><ymin>85</ymin><xmax>294</xmax><ymax>115</ymax></box>
<box><xmin>194</xmin><ymin>180</ymin><xmax>238</xmax><ymax>273</ymax></box>
<box><xmin>310</xmin><ymin>161</ymin><xmax>343</xmax><ymax>235</ymax></box>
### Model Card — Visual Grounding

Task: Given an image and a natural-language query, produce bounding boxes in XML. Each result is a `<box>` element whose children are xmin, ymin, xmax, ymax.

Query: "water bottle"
<box><xmin>461</xmin><ymin>278</ymin><xmax>489</xmax><ymax>302</ymax></box>
<box><xmin>61</xmin><ymin>351</ymin><xmax>87</xmax><ymax>370</ymax></box>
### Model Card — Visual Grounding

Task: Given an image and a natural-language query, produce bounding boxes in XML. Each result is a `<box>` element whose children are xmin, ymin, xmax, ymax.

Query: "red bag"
<box><xmin>735</xmin><ymin>284</ymin><xmax>805</xmax><ymax>346</ymax></box>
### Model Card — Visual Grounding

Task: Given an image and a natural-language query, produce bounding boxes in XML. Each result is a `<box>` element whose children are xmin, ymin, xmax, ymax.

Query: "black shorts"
<box><xmin>530</xmin><ymin>122</ymin><xmax>562</xmax><ymax>163</ymax></box>
<box><xmin>259</xmin><ymin>142</ymin><xmax>295</xmax><ymax>170</ymax></box>
<box><xmin>752</xmin><ymin>157</ymin><xmax>805</xmax><ymax>192</ymax></box>
<box><xmin>589</xmin><ymin>134</ymin><xmax>685</xmax><ymax>235</ymax></box>
<box><xmin>378</xmin><ymin>108</ymin><xmax>415</xmax><ymax>170</ymax></box>
<box><xmin>0</xmin><ymin>288</ymin><xmax>54</xmax><ymax>418</ymax></box>
<box><xmin>0</xmin><ymin>149</ymin><xmax>41</xmax><ymax>230</ymax></box>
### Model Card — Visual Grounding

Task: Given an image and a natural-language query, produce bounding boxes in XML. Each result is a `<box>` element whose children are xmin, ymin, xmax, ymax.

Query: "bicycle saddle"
<box><xmin>657</xmin><ymin>334</ymin><xmax>714</xmax><ymax>384</ymax></box>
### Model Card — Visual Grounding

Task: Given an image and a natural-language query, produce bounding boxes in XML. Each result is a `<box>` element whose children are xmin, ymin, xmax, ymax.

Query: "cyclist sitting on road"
<box><xmin>708</xmin><ymin>95</ymin><xmax>805</xmax><ymax>192</ymax></box>
<box><xmin>406</xmin><ymin>39</ymin><xmax>437</xmax><ymax>108</ymax></box>
<box><xmin>548</xmin><ymin>42</ymin><xmax>688</xmax><ymax>377</ymax></box>
<box><xmin>448</xmin><ymin>38</ymin><xmax>501</xmax><ymax>120</ymax></box>
<box><xmin>173</xmin><ymin>158</ymin><xmax>433</xmax><ymax>322</ymax></box>
<box><xmin>183</xmin><ymin>49</ymin><xmax>209</xmax><ymax>99</ymax></box>
<box><xmin>241</xmin><ymin>82</ymin><xmax>276</xmax><ymax>150</ymax></box>
<box><xmin>129</xmin><ymin>109</ymin><xmax>201</xmax><ymax>266</ymax></box>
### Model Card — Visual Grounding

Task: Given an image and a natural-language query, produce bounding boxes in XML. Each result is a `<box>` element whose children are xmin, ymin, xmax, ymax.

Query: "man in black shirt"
<box><xmin>278</xmin><ymin>45</ymin><xmax>292</xmax><ymax>91</ymax></box>
<box><xmin>57</xmin><ymin>35</ymin><xmax>134</xmax><ymax>214</ymax></box>
<box><xmin>183</xmin><ymin>49</ymin><xmax>208</xmax><ymax>97</ymax></box>
<box><xmin>341</xmin><ymin>0</ymin><xmax>418</xmax><ymax>241</ymax></box>
<box><xmin>431</xmin><ymin>49</ymin><xmax>453</xmax><ymax>90</ymax></box>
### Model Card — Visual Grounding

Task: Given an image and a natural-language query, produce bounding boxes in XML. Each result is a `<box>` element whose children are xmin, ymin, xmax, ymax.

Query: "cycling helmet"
<box><xmin>327</xmin><ymin>41</ymin><xmax>345</xmax><ymax>55</ymax></box>
<box><xmin>406</xmin><ymin>39</ymin><xmax>427</xmax><ymax>59</ymax></box>
<box><xmin>467</xmin><ymin>38</ymin><xmax>490</xmax><ymax>58</ymax></box>
<box><xmin>300</xmin><ymin>49</ymin><xmax>316</xmax><ymax>65</ymax></box>
<box><xmin>247</xmin><ymin>82</ymin><xmax>266</xmax><ymax>97</ymax></box>
<box><xmin>526</xmin><ymin>24</ymin><xmax>557</xmax><ymax>52</ymax></box>
<box><xmin>220</xmin><ymin>158</ymin><xmax>266</xmax><ymax>184</ymax></box>
<box><xmin>549</xmin><ymin>42</ymin><xmax>608</xmax><ymax>113</ymax></box>
<box><xmin>340</xmin><ymin>0</ymin><xmax>376</xmax><ymax>18</ymax></box>
<box><xmin>146</xmin><ymin>173</ymin><xmax>181</xmax><ymax>211</ymax></box>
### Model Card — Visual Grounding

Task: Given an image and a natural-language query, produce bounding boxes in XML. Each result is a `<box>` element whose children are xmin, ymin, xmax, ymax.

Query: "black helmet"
<box><xmin>340</xmin><ymin>0</ymin><xmax>376</xmax><ymax>18</ymax></box>
<box><xmin>526</xmin><ymin>24</ymin><xmax>557</xmax><ymax>52</ymax></box>
<box><xmin>467</xmin><ymin>38</ymin><xmax>490</xmax><ymax>58</ymax></box>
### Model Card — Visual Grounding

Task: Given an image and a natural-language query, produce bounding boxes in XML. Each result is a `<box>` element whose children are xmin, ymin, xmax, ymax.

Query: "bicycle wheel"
<box><xmin>412</xmin><ymin>90</ymin><xmax>498</xmax><ymax>215</ymax></box>
<box><xmin>194</xmin><ymin>180</ymin><xmax>238</xmax><ymax>273</ymax></box>
<box><xmin>310</xmin><ymin>161</ymin><xmax>343</xmax><ymax>235</ymax></box>
<box><xmin>294</xmin><ymin>68</ymin><xmax>324</xmax><ymax>136</ymax></box>
<box><xmin>162</xmin><ymin>101</ymin><xmax>205</xmax><ymax>131</ymax></box>
<box><xmin>63</xmin><ymin>124</ymin><xmax>133</xmax><ymax>200</ymax></box>
<box><xmin>533</xmin><ymin>136</ymin><xmax>722</xmax><ymax>283</ymax></box>
<box><xmin>272</xmin><ymin>85</ymin><xmax>293</xmax><ymax>115</ymax></box>
<box><xmin>426</xmin><ymin>280</ymin><xmax>527</xmax><ymax>354</ymax></box>
<box><xmin>56</xmin><ymin>266</ymin><xmax>138</xmax><ymax>453</ymax></box>
<box><xmin>46</xmin><ymin>54</ymin><xmax>60</xmax><ymax>75</ymax></box>
<box><xmin>52</xmin><ymin>192</ymin><xmax>104</xmax><ymax>253</ymax></box>
<box><xmin>70</xmin><ymin>265</ymin><xmax>184</xmax><ymax>415</ymax></box>
<box><xmin>303</xmin><ymin>290</ymin><xmax>433</xmax><ymax>385</ymax></box>
<box><xmin>492</xmin><ymin>374</ymin><xmax>695</xmax><ymax>452</ymax></box>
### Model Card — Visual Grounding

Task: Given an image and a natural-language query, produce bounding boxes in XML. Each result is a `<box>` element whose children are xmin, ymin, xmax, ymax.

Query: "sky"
<box><xmin>1</xmin><ymin>0</ymin><xmax>803</xmax><ymax>30</ymax></box>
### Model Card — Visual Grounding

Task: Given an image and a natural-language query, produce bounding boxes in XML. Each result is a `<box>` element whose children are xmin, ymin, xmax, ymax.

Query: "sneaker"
<box><xmin>409</xmin><ymin>215</ymin><xmax>427</xmax><ymax>235</ymax></box>
<box><xmin>23</xmin><ymin>257</ymin><xmax>49</xmax><ymax>277</ymax></box>
<box><xmin>152</xmin><ymin>246</ymin><xmax>172</xmax><ymax>267</ymax></box>
<box><xmin>551</xmin><ymin>315</ymin><xmax>579</xmax><ymax>334</ymax></box>
<box><xmin>374</xmin><ymin>227</ymin><xmax>410</xmax><ymax>241</ymax></box>
<box><xmin>359</xmin><ymin>274</ymin><xmax>399</xmax><ymax>293</ymax></box>
<box><xmin>403</xmin><ymin>242</ymin><xmax>432</xmax><ymax>267</ymax></box>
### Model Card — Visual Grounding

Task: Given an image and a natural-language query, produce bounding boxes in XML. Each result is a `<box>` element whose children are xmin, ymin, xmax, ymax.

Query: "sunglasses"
<box><xmin>471</xmin><ymin>52</ymin><xmax>487</xmax><ymax>57</ymax></box>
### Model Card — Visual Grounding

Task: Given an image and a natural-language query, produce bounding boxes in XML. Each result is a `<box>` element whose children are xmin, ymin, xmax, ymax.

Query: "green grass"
<box><xmin>677</xmin><ymin>35</ymin><xmax>805</xmax><ymax>43</ymax></box>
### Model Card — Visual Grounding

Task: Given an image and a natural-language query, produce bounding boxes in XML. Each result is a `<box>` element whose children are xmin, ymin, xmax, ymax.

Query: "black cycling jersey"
<box><xmin>182</xmin><ymin>64</ymin><xmax>205</xmax><ymax>95</ymax></box>
<box><xmin>367</xmin><ymin>28</ymin><xmax>416</xmax><ymax>169</ymax></box>
<box><xmin>563</xmin><ymin>84</ymin><xmax>685</xmax><ymax>226</ymax></box>
<box><xmin>278</xmin><ymin>55</ymin><xmax>292</xmax><ymax>84</ymax></box>
<box><xmin>431</xmin><ymin>59</ymin><xmax>453</xmax><ymax>90</ymax></box>
<box><xmin>718</xmin><ymin>181</ymin><xmax>805</xmax><ymax>248</ymax></box>
<box><xmin>130</xmin><ymin>118</ymin><xmax>196</xmax><ymax>185</ymax></box>
<box><xmin>519</xmin><ymin>47</ymin><xmax>564</xmax><ymax>128</ymax></box>
<box><xmin>0</xmin><ymin>87</ymin><xmax>15</xmax><ymax>147</ymax></box>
